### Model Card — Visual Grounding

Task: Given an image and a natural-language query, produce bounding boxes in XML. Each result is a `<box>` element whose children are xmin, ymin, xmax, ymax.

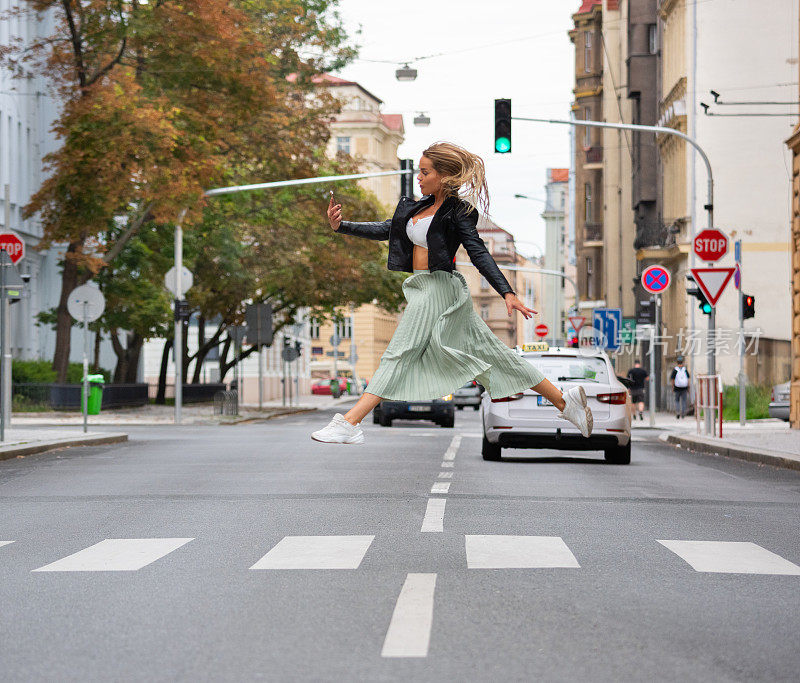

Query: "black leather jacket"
<box><xmin>336</xmin><ymin>194</ymin><xmax>515</xmax><ymax>298</ymax></box>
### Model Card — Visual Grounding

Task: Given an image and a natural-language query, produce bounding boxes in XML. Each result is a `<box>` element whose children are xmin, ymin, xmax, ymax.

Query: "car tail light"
<box><xmin>597</xmin><ymin>392</ymin><xmax>627</xmax><ymax>405</ymax></box>
<box><xmin>491</xmin><ymin>392</ymin><xmax>524</xmax><ymax>403</ymax></box>
<box><xmin>771</xmin><ymin>388</ymin><xmax>775</xmax><ymax>402</ymax></box>
<box><xmin>471</xmin><ymin>380</ymin><xmax>477</xmax><ymax>387</ymax></box>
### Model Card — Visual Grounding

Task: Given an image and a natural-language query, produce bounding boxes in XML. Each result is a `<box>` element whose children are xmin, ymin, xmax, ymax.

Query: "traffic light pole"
<box><xmin>513</xmin><ymin>115</ymin><xmax>717</xmax><ymax>388</ymax></box>
<box><xmin>736</xmin><ymin>240</ymin><xmax>745</xmax><ymax>426</ymax></box>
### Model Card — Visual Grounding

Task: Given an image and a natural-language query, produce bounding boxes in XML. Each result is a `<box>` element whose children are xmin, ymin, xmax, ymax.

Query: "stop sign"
<box><xmin>534</xmin><ymin>323</ymin><xmax>549</xmax><ymax>338</ymax></box>
<box><xmin>693</xmin><ymin>228</ymin><xmax>729</xmax><ymax>263</ymax></box>
<box><xmin>0</xmin><ymin>232</ymin><xmax>25</xmax><ymax>264</ymax></box>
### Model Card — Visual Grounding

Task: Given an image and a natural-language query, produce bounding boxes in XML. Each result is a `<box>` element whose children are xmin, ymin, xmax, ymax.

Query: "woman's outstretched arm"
<box><xmin>327</xmin><ymin>193</ymin><xmax>390</xmax><ymax>240</ymax></box>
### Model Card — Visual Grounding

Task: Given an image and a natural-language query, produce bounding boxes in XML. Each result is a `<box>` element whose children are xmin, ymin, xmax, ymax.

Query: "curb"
<box><xmin>664</xmin><ymin>433</ymin><xmax>800</xmax><ymax>472</ymax></box>
<box><xmin>0</xmin><ymin>432</ymin><xmax>129</xmax><ymax>461</ymax></box>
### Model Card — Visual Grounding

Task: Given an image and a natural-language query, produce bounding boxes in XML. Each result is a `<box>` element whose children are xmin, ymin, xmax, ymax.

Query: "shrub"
<box><xmin>13</xmin><ymin>359</ymin><xmax>111</xmax><ymax>385</ymax></box>
<box><xmin>722</xmin><ymin>383</ymin><xmax>771</xmax><ymax>421</ymax></box>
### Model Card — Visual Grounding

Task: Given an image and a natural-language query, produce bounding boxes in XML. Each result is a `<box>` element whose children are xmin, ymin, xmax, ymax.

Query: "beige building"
<box><xmin>310</xmin><ymin>75</ymin><xmax>406</xmax><ymax>383</ymax></box>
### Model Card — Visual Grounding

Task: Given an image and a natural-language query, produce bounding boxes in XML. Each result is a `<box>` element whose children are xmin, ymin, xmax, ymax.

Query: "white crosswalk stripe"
<box><xmin>250</xmin><ymin>535</ymin><xmax>374</xmax><ymax>570</ymax></box>
<box><xmin>465</xmin><ymin>535</ymin><xmax>581</xmax><ymax>569</ymax></box>
<box><xmin>381</xmin><ymin>573</ymin><xmax>437</xmax><ymax>658</ymax></box>
<box><xmin>0</xmin><ymin>541</ymin><xmax>14</xmax><ymax>549</ymax></box>
<box><xmin>657</xmin><ymin>540</ymin><xmax>800</xmax><ymax>575</ymax></box>
<box><xmin>32</xmin><ymin>538</ymin><xmax>194</xmax><ymax>572</ymax></box>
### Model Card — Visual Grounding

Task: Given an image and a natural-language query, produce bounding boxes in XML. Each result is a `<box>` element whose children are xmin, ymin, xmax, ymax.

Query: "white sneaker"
<box><xmin>558</xmin><ymin>386</ymin><xmax>593</xmax><ymax>438</ymax></box>
<box><xmin>311</xmin><ymin>413</ymin><xmax>365</xmax><ymax>444</ymax></box>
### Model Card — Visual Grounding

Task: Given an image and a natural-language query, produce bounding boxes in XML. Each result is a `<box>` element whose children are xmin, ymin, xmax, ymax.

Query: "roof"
<box><xmin>549</xmin><ymin>168</ymin><xmax>569</xmax><ymax>183</ymax></box>
<box><xmin>285</xmin><ymin>72</ymin><xmax>384</xmax><ymax>105</ymax></box>
<box><xmin>381</xmin><ymin>114</ymin><xmax>404</xmax><ymax>132</ymax></box>
<box><xmin>577</xmin><ymin>0</ymin><xmax>602</xmax><ymax>12</ymax></box>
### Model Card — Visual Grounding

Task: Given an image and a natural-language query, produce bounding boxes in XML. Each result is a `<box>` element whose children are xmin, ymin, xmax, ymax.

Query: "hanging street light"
<box><xmin>395</xmin><ymin>63</ymin><xmax>418</xmax><ymax>81</ymax></box>
<box><xmin>413</xmin><ymin>112</ymin><xmax>431</xmax><ymax>126</ymax></box>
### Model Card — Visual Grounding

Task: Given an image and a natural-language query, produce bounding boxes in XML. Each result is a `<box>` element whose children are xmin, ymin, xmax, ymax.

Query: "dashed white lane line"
<box><xmin>420</xmin><ymin>499</ymin><xmax>446</xmax><ymax>533</ymax></box>
<box><xmin>32</xmin><ymin>538</ymin><xmax>194</xmax><ymax>572</ymax></box>
<box><xmin>657</xmin><ymin>540</ymin><xmax>800</xmax><ymax>575</ymax></box>
<box><xmin>442</xmin><ymin>435</ymin><xmax>461</xmax><ymax>461</ymax></box>
<box><xmin>438</xmin><ymin>471</ymin><xmax>453</xmax><ymax>479</ymax></box>
<box><xmin>441</xmin><ymin>461</ymin><xmax>454</xmax><ymax>468</ymax></box>
<box><xmin>0</xmin><ymin>541</ymin><xmax>14</xmax><ymax>549</ymax></box>
<box><xmin>251</xmin><ymin>535</ymin><xmax>374</xmax><ymax>570</ymax></box>
<box><xmin>381</xmin><ymin>573</ymin><xmax>437</xmax><ymax>658</ymax></box>
<box><xmin>431</xmin><ymin>482</ymin><xmax>450</xmax><ymax>494</ymax></box>
<box><xmin>465</xmin><ymin>535</ymin><xmax>581</xmax><ymax>569</ymax></box>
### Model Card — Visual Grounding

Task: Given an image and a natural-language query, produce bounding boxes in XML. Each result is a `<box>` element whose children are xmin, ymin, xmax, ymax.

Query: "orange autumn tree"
<box><xmin>2</xmin><ymin>0</ymin><xmax>357</xmax><ymax>380</ymax></box>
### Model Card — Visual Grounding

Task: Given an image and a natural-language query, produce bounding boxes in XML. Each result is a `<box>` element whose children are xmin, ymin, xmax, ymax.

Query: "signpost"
<box><xmin>693</xmin><ymin>228</ymin><xmax>729</xmax><ymax>263</ymax></box>
<box><xmin>690</xmin><ymin>267</ymin><xmax>735</xmax><ymax>307</ymax></box>
<box><xmin>0</xmin><ymin>232</ymin><xmax>25</xmax><ymax>265</ymax></box>
<box><xmin>592</xmin><ymin>308</ymin><xmax>622</xmax><ymax>351</ymax></box>
<box><xmin>67</xmin><ymin>284</ymin><xmax>106</xmax><ymax>433</ymax></box>
<box><xmin>641</xmin><ymin>265</ymin><xmax>671</xmax><ymax>295</ymax></box>
<box><xmin>568</xmin><ymin>315</ymin><xmax>585</xmax><ymax>334</ymax></box>
<box><xmin>0</xmin><ymin>250</ymin><xmax>25</xmax><ymax>440</ymax></box>
<box><xmin>534</xmin><ymin>323</ymin><xmax>549</xmax><ymax>339</ymax></box>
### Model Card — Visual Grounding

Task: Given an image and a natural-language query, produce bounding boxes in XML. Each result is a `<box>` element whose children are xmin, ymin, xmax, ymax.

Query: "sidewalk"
<box><xmin>661</xmin><ymin>418</ymin><xmax>799</xmax><ymax>472</ymax></box>
<box><xmin>0</xmin><ymin>428</ymin><xmax>128</xmax><ymax>462</ymax></box>
<box><xmin>9</xmin><ymin>393</ymin><xmax>359</xmax><ymax>426</ymax></box>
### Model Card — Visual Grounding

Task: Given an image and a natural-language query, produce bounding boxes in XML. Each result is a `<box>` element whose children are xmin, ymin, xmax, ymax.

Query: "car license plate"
<box><xmin>537</xmin><ymin>396</ymin><xmax>554</xmax><ymax>407</ymax></box>
<box><xmin>409</xmin><ymin>406</ymin><xmax>428</xmax><ymax>412</ymax></box>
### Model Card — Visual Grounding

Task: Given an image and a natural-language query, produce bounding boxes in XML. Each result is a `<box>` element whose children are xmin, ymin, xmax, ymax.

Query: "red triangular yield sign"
<box><xmin>568</xmin><ymin>315</ymin><xmax>585</xmax><ymax>332</ymax></box>
<box><xmin>691</xmin><ymin>267</ymin><xmax>735</xmax><ymax>306</ymax></box>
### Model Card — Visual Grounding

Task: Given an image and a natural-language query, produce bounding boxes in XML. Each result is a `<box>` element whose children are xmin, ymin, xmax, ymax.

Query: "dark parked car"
<box><xmin>768</xmin><ymin>381</ymin><xmax>790</xmax><ymax>421</ymax></box>
<box><xmin>373</xmin><ymin>394</ymin><xmax>455</xmax><ymax>428</ymax></box>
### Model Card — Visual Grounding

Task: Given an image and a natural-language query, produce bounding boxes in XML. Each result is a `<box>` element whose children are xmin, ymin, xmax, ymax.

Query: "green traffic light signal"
<box><xmin>700</xmin><ymin>301</ymin><xmax>712</xmax><ymax>315</ymax></box>
<box><xmin>494</xmin><ymin>99</ymin><xmax>511</xmax><ymax>154</ymax></box>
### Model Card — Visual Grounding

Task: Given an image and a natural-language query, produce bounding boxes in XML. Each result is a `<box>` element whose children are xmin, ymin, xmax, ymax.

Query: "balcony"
<box><xmin>585</xmin><ymin>146</ymin><xmax>603</xmax><ymax>164</ymax></box>
<box><xmin>584</xmin><ymin>222</ymin><xmax>602</xmax><ymax>243</ymax></box>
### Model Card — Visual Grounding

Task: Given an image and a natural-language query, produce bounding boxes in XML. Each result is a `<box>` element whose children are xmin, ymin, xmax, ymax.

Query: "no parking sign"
<box><xmin>641</xmin><ymin>265</ymin><xmax>670</xmax><ymax>294</ymax></box>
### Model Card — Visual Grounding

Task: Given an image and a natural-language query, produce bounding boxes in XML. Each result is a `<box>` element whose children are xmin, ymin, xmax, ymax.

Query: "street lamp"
<box><xmin>395</xmin><ymin>63</ymin><xmax>417</xmax><ymax>81</ymax></box>
<box><xmin>413</xmin><ymin>112</ymin><xmax>431</xmax><ymax>127</ymax></box>
<box><xmin>514</xmin><ymin>193</ymin><xmax>546</xmax><ymax>203</ymax></box>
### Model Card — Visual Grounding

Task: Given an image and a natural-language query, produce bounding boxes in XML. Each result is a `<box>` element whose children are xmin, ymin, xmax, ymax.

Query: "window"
<box><xmin>584</xmin><ymin>31</ymin><xmax>592</xmax><ymax>72</ymax></box>
<box><xmin>480</xmin><ymin>304</ymin><xmax>490</xmax><ymax>320</ymax></box>
<box><xmin>584</xmin><ymin>183</ymin><xmax>592</xmax><ymax>222</ymax></box>
<box><xmin>480</xmin><ymin>276</ymin><xmax>489</xmax><ymax>290</ymax></box>
<box><xmin>336</xmin><ymin>136</ymin><xmax>351</xmax><ymax>155</ymax></box>
<box><xmin>336</xmin><ymin>316</ymin><xmax>352</xmax><ymax>339</ymax></box>
<box><xmin>309</xmin><ymin>318</ymin><xmax>320</xmax><ymax>339</ymax></box>
<box><xmin>583</xmin><ymin>106</ymin><xmax>591</xmax><ymax>147</ymax></box>
<box><xmin>648</xmin><ymin>24</ymin><xmax>657</xmax><ymax>54</ymax></box>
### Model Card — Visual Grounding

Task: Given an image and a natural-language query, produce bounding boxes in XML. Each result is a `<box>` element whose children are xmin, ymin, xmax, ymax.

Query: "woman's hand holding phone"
<box><xmin>327</xmin><ymin>191</ymin><xmax>342</xmax><ymax>231</ymax></box>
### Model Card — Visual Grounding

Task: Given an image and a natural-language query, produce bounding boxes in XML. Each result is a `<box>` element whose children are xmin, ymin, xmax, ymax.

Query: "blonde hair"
<box><xmin>421</xmin><ymin>141</ymin><xmax>489</xmax><ymax>217</ymax></box>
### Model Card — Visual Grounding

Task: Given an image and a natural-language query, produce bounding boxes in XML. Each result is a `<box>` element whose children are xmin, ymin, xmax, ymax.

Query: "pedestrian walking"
<box><xmin>669</xmin><ymin>355</ymin><xmax>691</xmax><ymax>419</ymax></box>
<box><xmin>626</xmin><ymin>359</ymin><xmax>649</xmax><ymax>420</ymax></box>
<box><xmin>311</xmin><ymin>142</ymin><xmax>593</xmax><ymax>444</ymax></box>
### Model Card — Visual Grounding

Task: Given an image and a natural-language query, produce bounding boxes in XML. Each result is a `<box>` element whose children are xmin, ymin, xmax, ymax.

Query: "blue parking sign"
<box><xmin>592</xmin><ymin>308</ymin><xmax>622</xmax><ymax>350</ymax></box>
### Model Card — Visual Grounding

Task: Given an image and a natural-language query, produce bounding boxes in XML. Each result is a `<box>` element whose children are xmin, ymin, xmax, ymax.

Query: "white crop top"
<box><xmin>406</xmin><ymin>214</ymin><xmax>433</xmax><ymax>248</ymax></box>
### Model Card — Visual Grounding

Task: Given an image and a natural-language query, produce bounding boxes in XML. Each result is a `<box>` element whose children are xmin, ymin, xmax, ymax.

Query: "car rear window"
<box><xmin>521</xmin><ymin>355</ymin><xmax>610</xmax><ymax>383</ymax></box>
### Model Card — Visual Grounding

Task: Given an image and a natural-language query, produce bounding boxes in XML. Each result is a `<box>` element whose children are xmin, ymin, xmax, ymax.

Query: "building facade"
<box><xmin>542</xmin><ymin>168</ymin><xmax>571</xmax><ymax>342</ymax></box>
<box><xmin>570</xmin><ymin>0</ymin><xmax>605</xmax><ymax>308</ymax></box>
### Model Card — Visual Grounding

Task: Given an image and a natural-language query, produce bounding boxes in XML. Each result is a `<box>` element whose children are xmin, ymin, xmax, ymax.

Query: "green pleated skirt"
<box><xmin>365</xmin><ymin>269</ymin><xmax>546</xmax><ymax>401</ymax></box>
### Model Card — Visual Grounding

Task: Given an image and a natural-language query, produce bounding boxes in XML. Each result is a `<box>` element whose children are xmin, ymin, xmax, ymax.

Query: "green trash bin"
<box><xmin>82</xmin><ymin>374</ymin><xmax>105</xmax><ymax>415</ymax></box>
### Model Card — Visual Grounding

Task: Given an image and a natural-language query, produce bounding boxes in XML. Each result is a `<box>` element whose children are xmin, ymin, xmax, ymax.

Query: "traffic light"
<box><xmin>494</xmin><ymin>99</ymin><xmax>511</xmax><ymax>153</ymax></box>
<box><xmin>686</xmin><ymin>274</ymin><xmax>712</xmax><ymax>315</ymax></box>
<box><xmin>294</xmin><ymin>340</ymin><xmax>303</xmax><ymax>355</ymax></box>
<box><xmin>742</xmin><ymin>293</ymin><xmax>755</xmax><ymax>320</ymax></box>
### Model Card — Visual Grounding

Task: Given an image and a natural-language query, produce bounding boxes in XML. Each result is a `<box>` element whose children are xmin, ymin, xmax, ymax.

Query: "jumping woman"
<box><xmin>311</xmin><ymin>141</ymin><xmax>593</xmax><ymax>444</ymax></box>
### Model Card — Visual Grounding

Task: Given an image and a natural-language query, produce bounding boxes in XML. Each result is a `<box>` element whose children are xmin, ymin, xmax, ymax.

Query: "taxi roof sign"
<box><xmin>521</xmin><ymin>342</ymin><xmax>549</xmax><ymax>352</ymax></box>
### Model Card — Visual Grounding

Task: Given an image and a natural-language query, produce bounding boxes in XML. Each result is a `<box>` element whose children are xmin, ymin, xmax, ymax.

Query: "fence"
<box><xmin>12</xmin><ymin>383</ymin><xmax>149</xmax><ymax>411</ymax></box>
<box><xmin>695</xmin><ymin>374</ymin><xmax>723</xmax><ymax>438</ymax></box>
<box><xmin>147</xmin><ymin>383</ymin><xmax>227</xmax><ymax>404</ymax></box>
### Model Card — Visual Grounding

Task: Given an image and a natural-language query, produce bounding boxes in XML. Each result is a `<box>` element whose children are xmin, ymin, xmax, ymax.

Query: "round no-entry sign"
<box><xmin>534</xmin><ymin>323</ymin><xmax>549</xmax><ymax>338</ymax></box>
<box><xmin>641</xmin><ymin>265</ymin><xmax>670</xmax><ymax>294</ymax></box>
<box><xmin>0</xmin><ymin>232</ymin><xmax>25</xmax><ymax>264</ymax></box>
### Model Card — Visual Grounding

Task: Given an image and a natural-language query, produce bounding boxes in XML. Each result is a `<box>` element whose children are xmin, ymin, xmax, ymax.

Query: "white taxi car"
<box><xmin>481</xmin><ymin>343</ymin><xmax>631</xmax><ymax>464</ymax></box>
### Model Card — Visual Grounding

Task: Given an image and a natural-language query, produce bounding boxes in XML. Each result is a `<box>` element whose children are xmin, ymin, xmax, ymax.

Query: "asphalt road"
<box><xmin>1</xmin><ymin>409</ymin><xmax>799</xmax><ymax>682</ymax></box>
